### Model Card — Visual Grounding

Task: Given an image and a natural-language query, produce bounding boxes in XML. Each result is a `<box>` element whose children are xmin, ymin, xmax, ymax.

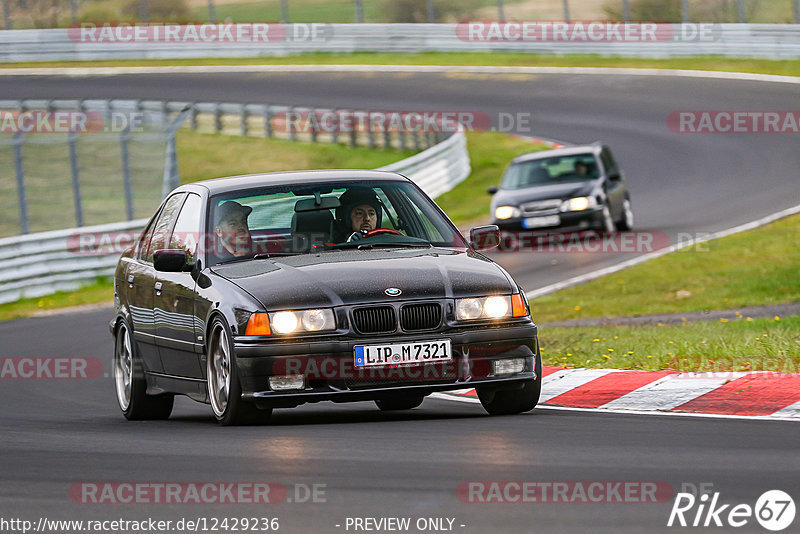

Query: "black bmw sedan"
<box><xmin>111</xmin><ymin>170</ymin><xmax>541</xmax><ymax>425</ymax></box>
<box><xmin>489</xmin><ymin>143</ymin><xmax>634</xmax><ymax>233</ymax></box>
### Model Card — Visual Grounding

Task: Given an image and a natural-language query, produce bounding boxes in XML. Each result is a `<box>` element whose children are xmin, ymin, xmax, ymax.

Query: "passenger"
<box><xmin>334</xmin><ymin>187</ymin><xmax>383</xmax><ymax>242</ymax></box>
<box><xmin>574</xmin><ymin>161</ymin><xmax>589</xmax><ymax>176</ymax></box>
<box><xmin>214</xmin><ymin>201</ymin><xmax>253</xmax><ymax>258</ymax></box>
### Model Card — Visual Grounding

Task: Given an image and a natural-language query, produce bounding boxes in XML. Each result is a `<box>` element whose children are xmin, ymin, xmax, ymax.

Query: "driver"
<box><xmin>213</xmin><ymin>200</ymin><xmax>253</xmax><ymax>258</ymax></box>
<box><xmin>574</xmin><ymin>161</ymin><xmax>589</xmax><ymax>176</ymax></box>
<box><xmin>334</xmin><ymin>187</ymin><xmax>383</xmax><ymax>242</ymax></box>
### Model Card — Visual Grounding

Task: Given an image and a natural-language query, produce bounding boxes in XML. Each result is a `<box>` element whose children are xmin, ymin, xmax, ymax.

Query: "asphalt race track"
<box><xmin>1</xmin><ymin>69</ymin><xmax>799</xmax><ymax>533</ymax></box>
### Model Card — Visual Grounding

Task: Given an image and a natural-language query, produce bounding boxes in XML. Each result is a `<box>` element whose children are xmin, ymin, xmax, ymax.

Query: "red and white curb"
<box><xmin>435</xmin><ymin>366</ymin><xmax>800</xmax><ymax>420</ymax></box>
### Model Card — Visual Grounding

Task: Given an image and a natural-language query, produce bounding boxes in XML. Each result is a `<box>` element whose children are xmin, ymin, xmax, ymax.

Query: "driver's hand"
<box><xmin>346</xmin><ymin>230</ymin><xmax>368</xmax><ymax>242</ymax></box>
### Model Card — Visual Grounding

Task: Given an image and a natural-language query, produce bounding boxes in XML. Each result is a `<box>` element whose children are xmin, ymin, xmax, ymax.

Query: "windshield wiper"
<box><xmin>355</xmin><ymin>242</ymin><xmax>433</xmax><ymax>250</ymax></box>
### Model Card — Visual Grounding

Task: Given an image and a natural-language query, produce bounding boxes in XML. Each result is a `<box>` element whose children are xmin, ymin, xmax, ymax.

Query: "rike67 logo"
<box><xmin>668</xmin><ymin>485</ymin><xmax>795</xmax><ymax>531</ymax></box>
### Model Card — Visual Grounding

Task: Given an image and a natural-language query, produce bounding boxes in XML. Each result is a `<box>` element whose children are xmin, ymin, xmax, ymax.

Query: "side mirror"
<box><xmin>487</xmin><ymin>186</ymin><xmax>499</xmax><ymax>195</ymax></box>
<box><xmin>469</xmin><ymin>225</ymin><xmax>500</xmax><ymax>251</ymax></box>
<box><xmin>153</xmin><ymin>249</ymin><xmax>190</xmax><ymax>272</ymax></box>
<box><xmin>608</xmin><ymin>172</ymin><xmax>621</xmax><ymax>182</ymax></box>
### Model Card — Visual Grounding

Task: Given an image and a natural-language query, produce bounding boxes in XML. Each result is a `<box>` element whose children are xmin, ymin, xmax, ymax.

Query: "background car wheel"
<box><xmin>477</xmin><ymin>380</ymin><xmax>541</xmax><ymax>416</ymax></box>
<box><xmin>207</xmin><ymin>317</ymin><xmax>272</xmax><ymax>426</ymax></box>
<box><xmin>375</xmin><ymin>396</ymin><xmax>425</xmax><ymax>411</ymax></box>
<box><xmin>601</xmin><ymin>203</ymin><xmax>617</xmax><ymax>234</ymax></box>
<box><xmin>617</xmin><ymin>198</ymin><xmax>634</xmax><ymax>231</ymax></box>
<box><xmin>114</xmin><ymin>319</ymin><xmax>174</xmax><ymax>420</ymax></box>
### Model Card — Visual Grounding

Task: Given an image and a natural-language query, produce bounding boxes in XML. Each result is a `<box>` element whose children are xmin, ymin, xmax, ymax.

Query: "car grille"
<box><xmin>521</xmin><ymin>199</ymin><xmax>562</xmax><ymax>216</ymax></box>
<box><xmin>400</xmin><ymin>303</ymin><xmax>442</xmax><ymax>331</ymax></box>
<box><xmin>352</xmin><ymin>306</ymin><xmax>396</xmax><ymax>334</ymax></box>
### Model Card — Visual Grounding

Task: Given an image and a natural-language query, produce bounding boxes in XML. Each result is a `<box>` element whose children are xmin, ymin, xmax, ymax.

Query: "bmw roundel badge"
<box><xmin>385</xmin><ymin>288</ymin><xmax>402</xmax><ymax>297</ymax></box>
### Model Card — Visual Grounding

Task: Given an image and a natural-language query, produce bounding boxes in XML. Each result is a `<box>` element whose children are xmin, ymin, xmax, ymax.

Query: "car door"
<box><xmin>127</xmin><ymin>211</ymin><xmax>164</xmax><ymax>374</ymax></box>
<box><xmin>600</xmin><ymin>146</ymin><xmax>625</xmax><ymax>219</ymax></box>
<box><xmin>154</xmin><ymin>193</ymin><xmax>205</xmax><ymax>378</ymax></box>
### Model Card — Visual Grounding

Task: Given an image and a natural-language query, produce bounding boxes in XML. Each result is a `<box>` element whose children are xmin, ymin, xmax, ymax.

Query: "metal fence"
<box><xmin>2</xmin><ymin>0</ymin><xmax>799</xmax><ymax>28</ymax></box>
<box><xmin>0</xmin><ymin>100</ymin><xmax>471</xmax><ymax>304</ymax></box>
<box><xmin>4</xmin><ymin>23</ymin><xmax>800</xmax><ymax>61</ymax></box>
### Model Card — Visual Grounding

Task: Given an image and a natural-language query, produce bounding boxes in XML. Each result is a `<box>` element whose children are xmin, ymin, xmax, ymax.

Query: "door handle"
<box><xmin>155</xmin><ymin>282</ymin><xmax>162</xmax><ymax>295</ymax></box>
<box><xmin>127</xmin><ymin>274</ymin><xmax>134</xmax><ymax>288</ymax></box>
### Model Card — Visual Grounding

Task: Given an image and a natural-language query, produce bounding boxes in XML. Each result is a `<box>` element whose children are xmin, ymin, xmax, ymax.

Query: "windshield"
<box><xmin>501</xmin><ymin>153</ymin><xmax>599</xmax><ymax>190</ymax></box>
<box><xmin>206</xmin><ymin>180</ymin><xmax>466</xmax><ymax>265</ymax></box>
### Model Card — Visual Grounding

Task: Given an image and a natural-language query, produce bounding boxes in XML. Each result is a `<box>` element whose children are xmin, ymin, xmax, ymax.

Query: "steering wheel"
<box><xmin>364</xmin><ymin>228</ymin><xmax>403</xmax><ymax>238</ymax></box>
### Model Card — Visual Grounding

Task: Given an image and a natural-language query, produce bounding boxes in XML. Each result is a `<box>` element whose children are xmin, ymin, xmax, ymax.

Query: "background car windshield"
<box><xmin>501</xmin><ymin>154</ymin><xmax>599</xmax><ymax>190</ymax></box>
<box><xmin>207</xmin><ymin>181</ymin><xmax>464</xmax><ymax>264</ymax></box>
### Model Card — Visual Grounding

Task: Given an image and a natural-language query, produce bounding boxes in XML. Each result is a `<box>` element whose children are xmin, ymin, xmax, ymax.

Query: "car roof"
<box><xmin>511</xmin><ymin>143</ymin><xmax>604</xmax><ymax>164</ymax></box>
<box><xmin>173</xmin><ymin>169</ymin><xmax>411</xmax><ymax>196</ymax></box>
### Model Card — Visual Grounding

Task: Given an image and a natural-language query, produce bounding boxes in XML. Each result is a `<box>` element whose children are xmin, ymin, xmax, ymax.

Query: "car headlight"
<box><xmin>494</xmin><ymin>206</ymin><xmax>520</xmax><ymax>220</ymax></box>
<box><xmin>560</xmin><ymin>196</ymin><xmax>597</xmax><ymax>212</ymax></box>
<box><xmin>245</xmin><ymin>309</ymin><xmax>336</xmax><ymax>335</ymax></box>
<box><xmin>455</xmin><ymin>295</ymin><xmax>528</xmax><ymax>321</ymax></box>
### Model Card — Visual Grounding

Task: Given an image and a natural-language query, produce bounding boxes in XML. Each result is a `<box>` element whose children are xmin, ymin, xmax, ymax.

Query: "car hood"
<box><xmin>493</xmin><ymin>180</ymin><xmax>598</xmax><ymax>207</ymax></box>
<box><xmin>210</xmin><ymin>248</ymin><xmax>516</xmax><ymax>310</ymax></box>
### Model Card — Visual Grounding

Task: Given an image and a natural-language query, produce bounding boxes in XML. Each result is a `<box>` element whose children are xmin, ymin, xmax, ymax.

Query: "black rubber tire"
<box><xmin>114</xmin><ymin>319</ymin><xmax>174</xmax><ymax>421</ymax></box>
<box><xmin>207</xmin><ymin>317</ymin><xmax>272</xmax><ymax>426</ymax></box>
<box><xmin>601</xmin><ymin>202</ymin><xmax>617</xmax><ymax>235</ymax></box>
<box><xmin>616</xmin><ymin>198</ymin><xmax>634</xmax><ymax>231</ymax></box>
<box><xmin>477</xmin><ymin>354</ymin><xmax>542</xmax><ymax>416</ymax></box>
<box><xmin>375</xmin><ymin>396</ymin><xmax>425</xmax><ymax>411</ymax></box>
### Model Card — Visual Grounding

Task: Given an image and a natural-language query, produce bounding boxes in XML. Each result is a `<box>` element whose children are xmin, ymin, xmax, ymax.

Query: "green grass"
<box><xmin>531</xmin><ymin>213</ymin><xmax>800</xmax><ymax>323</ymax></box>
<box><xmin>0</xmin><ymin>278</ymin><xmax>113</xmax><ymax>323</ymax></box>
<box><xmin>176</xmin><ymin>130</ymin><xmax>415</xmax><ymax>182</ymax></box>
<box><xmin>4</xmin><ymin>53</ymin><xmax>800</xmax><ymax>78</ymax></box>
<box><xmin>540</xmin><ymin>315</ymin><xmax>800</xmax><ymax>373</ymax></box>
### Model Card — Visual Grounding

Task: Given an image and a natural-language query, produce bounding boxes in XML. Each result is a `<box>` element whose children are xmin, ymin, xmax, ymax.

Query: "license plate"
<box><xmin>354</xmin><ymin>340</ymin><xmax>452</xmax><ymax>368</ymax></box>
<box><xmin>523</xmin><ymin>215</ymin><xmax>561</xmax><ymax>229</ymax></box>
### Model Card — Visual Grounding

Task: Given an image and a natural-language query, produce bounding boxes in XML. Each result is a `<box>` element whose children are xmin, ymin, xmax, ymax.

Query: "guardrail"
<box><xmin>0</xmin><ymin>103</ymin><xmax>471</xmax><ymax>304</ymax></box>
<box><xmin>2</xmin><ymin>23</ymin><xmax>800</xmax><ymax>60</ymax></box>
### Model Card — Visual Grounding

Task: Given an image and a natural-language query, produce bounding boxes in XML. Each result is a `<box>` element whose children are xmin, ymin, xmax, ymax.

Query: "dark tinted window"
<box><xmin>501</xmin><ymin>153</ymin><xmax>598</xmax><ymax>190</ymax></box>
<box><xmin>144</xmin><ymin>193</ymin><xmax>186</xmax><ymax>263</ymax></box>
<box><xmin>600</xmin><ymin>147</ymin><xmax>618</xmax><ymax>175</ymax></box>
<box><xmin>136</xmin><ymin>210</ymin><xmax>161</xmax><ymax>261</ymax></box>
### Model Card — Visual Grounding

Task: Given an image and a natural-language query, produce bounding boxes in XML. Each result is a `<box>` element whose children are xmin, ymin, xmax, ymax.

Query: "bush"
<box><xmin>122</xmin><ymin>0</ymin><xmax>191</xmax><ymax>22</ymax></box>
<box><xmin>382</xmin><ymin>0</ymin><xmax>483</xmax><ymax>23</ymax></box>
<box><xmin>603</xmin><ymin>0</ymin><xmax>764</xmax><ymax>23</ymax></box>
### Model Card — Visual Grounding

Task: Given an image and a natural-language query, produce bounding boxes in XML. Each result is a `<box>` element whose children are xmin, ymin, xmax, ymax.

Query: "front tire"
<box><xmin>477</xmin><ymin>380</ymin><xmax>541</xmax><ymax>415</ymax></box>
<box><xmin>617</xmin><ymin>198</ymin><xmax>634</xmax><ymax>231</ymax></box>
<box><xmin>207</xmin><ymin>317</ymin><xmax>272</xmax><ymax>426</ymax></box>
<box><xmin>375</xmin><ymin>396</ymin><xmax>425</xmax><ymax>411</ymax></box>
<box><xmin>601</xmin><ymin>203</ymin><xmax>617</xmax><ymax>235</ymax></box>
<box><xmin>114</xmin><ymin>319</ymin><xmax>173</xmax><ymax>420</ymax></box>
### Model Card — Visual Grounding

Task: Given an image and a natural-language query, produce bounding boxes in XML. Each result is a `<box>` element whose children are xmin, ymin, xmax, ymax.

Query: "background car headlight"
<box><xmin>561</xmin><ymin>196</ymin><xmax>597</xmax><ymax>212</ymax></box>
<box><xmin>494</xmin><ymin>206</ymin><xmax>520</xmax><ymax>220</ymax></box>
<box><xmin>264</xmin><ymin>309</ymin><xmax>336</xmax><ymax>335</ymax></box>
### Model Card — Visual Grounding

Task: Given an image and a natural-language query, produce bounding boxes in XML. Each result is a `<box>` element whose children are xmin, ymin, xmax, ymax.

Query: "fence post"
<box><xmin>497</xmin><ymin>0</ymin><xmax>504</xmax><ymax>22</ymax></box>
<box><xmin>622</xmin><ymin>0</ymin><xmax>630</xmax><ymax>22</ymax></box>
<box><xmin>139</xmin><ymin>0</ymin><xmax>148</xmax><ymax>23</ymax></box>
<box><xmin>280</xmin><ymin>0</ymin><xmax>289</xmax><ymax>23</ymax></box>
<box><xmin>2</xmin><ymin>0</ymin><xmax>10</xmax><ymax>30</ymax></box>
<box><xmin>426</xmin><ymin>0</ymin><xmax>435</xmax><ymax>22</ymax></box>
<box><xmin>68</xmin><ymin>131</ymin><xmax>84</xmax><ymax>227</ymax></box>
<box><xmin>208</xmin><ymin>0</ymin><xmax>216</xmax><ymax>22</ymax></box>
<box><xmin>263</xmin><ymin>105</ymin><xmax>273</xmax><ymax>138</ymax></box>
<box><xmin>736</xmin><ymin>0</ymin><xmax>745</xmax><ymax>22</ymax></box>
<box><xmin>354</xmin><ymin>0</ymin><xmax>364</xmax><ymax>23</ymax></box>
<box><xmin>240</xmin><ymin>104</ymin><xmax>249</xmax><ymax>136</ymax></box>
<box><xmin>682</xmin><ymin>0</ymin><xmax>689</xmax><ymax>22</ymax></box>
<box><xmin>69</xmin><ymin>0</ymin><xmax>77</xmax><ymax>23</ymax></box>
<box><xmin>288</xmin><ymin>106</ymin><xmax>297</xmax><ymax>141</ymax></box>
<box><xmin>795</xmin><ymin>0</ymin><xmax>800</xmax><ymax>23</ymax></box>
<box><xmin>191</xmin><ymin>103</ymin><xmax>198</xmax><ymax>130</ymax></box>
<box><xmin>214</xmin><ymin>102</ymin><xmax>222</xmax><ymax>133</ymax></box>
<box><xmin>162</xmin><ymin>106</ymin><xmax>192</xmax><ymax>198</ymax></box>
<box><xmin>562</xmin><ymin>0</ymin><xmax>570</xmax><ymax>22</ymax></box>
<box><xmin>366</xmin><ymin>111</ymin><xmax>376</xmax><ymax>149</ymax></box>
<box><xmin>13</xmin><ymin>133</ymin><xmax>28</xmax><ymax>234</ymax></box>
<box><xmin>120</xmin><ymin>125</ymin><xmax>134</xmax><ymax>221</ymax></box>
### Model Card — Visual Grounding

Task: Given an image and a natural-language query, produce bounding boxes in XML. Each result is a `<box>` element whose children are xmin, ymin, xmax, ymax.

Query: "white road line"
<box><xmin>2</xmin><ymin>64</ymin><xmax>800</xmax><ymax>86</ymax></box>
<box><xmin>771</xmin><ymin>400</ymin><xmax>800</xmax><ymax>418</ymax></box>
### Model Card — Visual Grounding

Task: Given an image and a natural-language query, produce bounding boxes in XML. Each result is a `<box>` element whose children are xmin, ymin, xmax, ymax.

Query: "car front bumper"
<box><xmin>493</xmin><ymin>207</ymin><xmax>605</xmax><ymax>232</ymax></box>
<box><xmin>232</xmin><ymin>323</ymin><xmax>539</xmax><ymax>408</ymax></box>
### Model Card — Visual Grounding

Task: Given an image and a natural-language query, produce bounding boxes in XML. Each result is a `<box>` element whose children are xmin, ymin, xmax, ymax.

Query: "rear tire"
<box><xmin>375</xmin><ymin>396</ymin><xmax>425</xmax><ymax>411</ymax></box>
<box><xmin>114</xmin><ymin>319</ymin><xmax>174</xmax><ymax>421</ymax></box>
<box><xmin>617</xmin><ymin>198</ymin><xmax>634</xmax><ymax>231</ymax></box>
<box><xmin>477</xmin><ymin>380</ymin><xmax>541</xmax><ymax>416</ymax></box>
<box><xmin>601</xmin><ymin>203</ymin><xmax>617</xmax><ymax>235</ymax></box>
<box><xmin>207</xmin><ymin>317</ymin><xmax>272</xmax><ymax>426</ymax></box>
